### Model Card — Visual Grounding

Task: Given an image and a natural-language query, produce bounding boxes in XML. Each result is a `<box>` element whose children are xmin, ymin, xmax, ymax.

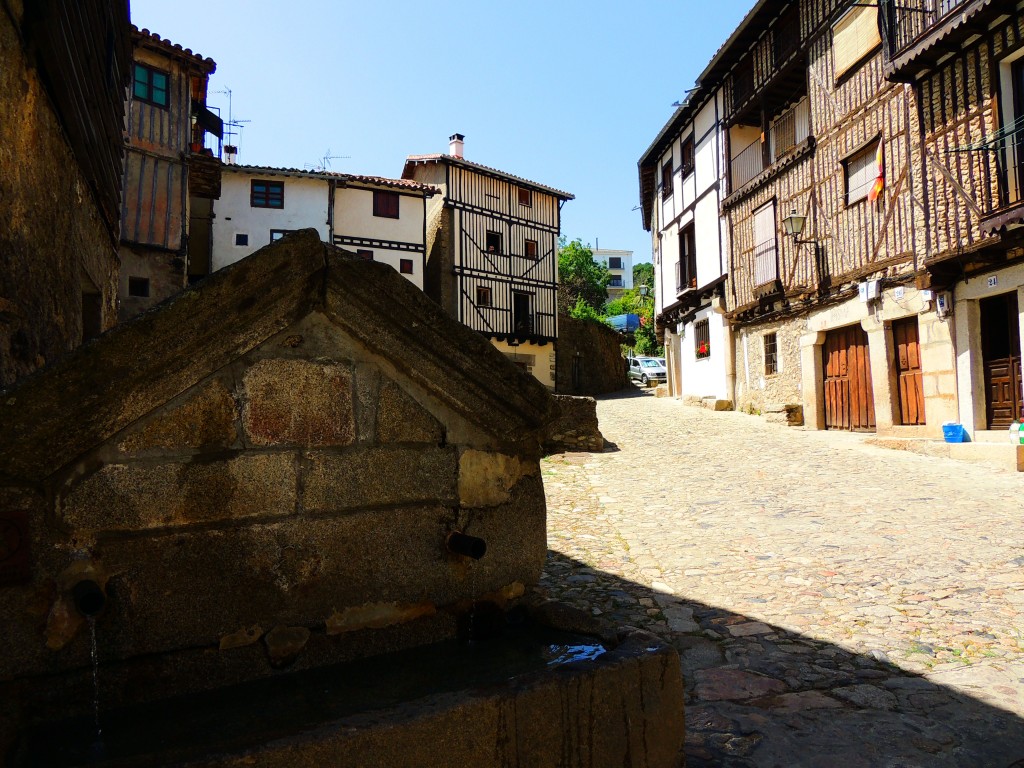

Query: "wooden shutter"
<box><xmin>833</xmin><ymin>5</ymin><xmax>880</xmax><ymax>79</ymax></box>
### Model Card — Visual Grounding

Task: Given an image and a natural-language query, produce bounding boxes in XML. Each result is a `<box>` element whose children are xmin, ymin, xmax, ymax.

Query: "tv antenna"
<box><xmin>306</xmin><ymin>149</ymin><xmax>351</xmax><ymax>172</ymax></box>
<box><xmin>214</xmin><ymin>87</ymin><xmax>250</xmax><ymax>161</ymax></box>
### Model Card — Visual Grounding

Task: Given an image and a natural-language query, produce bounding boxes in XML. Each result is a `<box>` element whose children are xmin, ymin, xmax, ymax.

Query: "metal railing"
<box><xmin>753</xmin><ymin>239</ymin><xmax>779</xmax><ymax>287</ymax></box>
<box><xmin>770</xmin><ymin>99</ymin><xmax>809</xmax><ymax>162</ymax></box>
<box><xmin>887</xmin><ymin>0</ymin><xmax>970</xmax><ymax>56</ymax></box>
<box><xmin>731</xmin><ymin>138</ymin><xmax>765</xmax><ymax>192</ymax></box>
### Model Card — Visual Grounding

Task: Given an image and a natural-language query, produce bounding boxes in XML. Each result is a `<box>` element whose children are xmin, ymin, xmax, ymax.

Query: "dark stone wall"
<box><xmin>0</xmin><ymin>10</ymin><xmax>119</xmax><ymax>389</ymax></box>
<box><xmin>544</xmin><ymin>395</ymin><xmax>605</xmax><ymax>453</ymax></box>
<box><xmin>555</xmin><ymin>314</ymin><xmax>628</xmax><ymax>395</ymax></box>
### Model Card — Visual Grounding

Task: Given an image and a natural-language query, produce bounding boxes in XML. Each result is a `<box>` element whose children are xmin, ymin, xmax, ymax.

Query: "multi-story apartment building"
<box><xmin>883</xmin><ymin>0</ymin><xmax>1024</xmax><ymax>434</ymax></box>
<box><xmin>119</xmin><ymin>27</ymin><xmax>222</xmax><ymax>320</ymax></box>
<box><xmin>210</xmin><ymin>165</ymin><xmax>437</xmax><ymax>289</ymax></box>
<box><xmin>594</xmin><ymin>249</ymin><xmax>635</xmax><ymax>301</ymax></box>
<box><xmin>1</xmin><ymin>1</ymin><xmax>130</xmax><ymax>388</ymax></box>
<box><xmin>639</xmin><ymin>86</ymin><xmax>731</xmax><ymax>402</ymax></box>
<box><xmin>403</xmin><ymin>135</ymin><xmax>574</xmax><ymax>389</ymax></box>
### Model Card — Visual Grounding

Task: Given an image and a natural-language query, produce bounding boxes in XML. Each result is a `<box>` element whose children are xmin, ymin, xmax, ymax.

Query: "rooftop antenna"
<box><xmin>214</xmin><ymin>87</ymin><xmax>250</xmax><ymax>164</ymax></box>
<box><xmin>306</xmin><ymin>149</ymin><xmax>351</xmax><ymax>172</ymax></box>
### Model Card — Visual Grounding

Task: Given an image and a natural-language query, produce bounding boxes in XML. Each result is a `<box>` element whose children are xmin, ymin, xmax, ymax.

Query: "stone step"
<box><xmin>868</xmin><ymin>436</ymin><xmax>1024</xmax><ymax>472</ymax></box>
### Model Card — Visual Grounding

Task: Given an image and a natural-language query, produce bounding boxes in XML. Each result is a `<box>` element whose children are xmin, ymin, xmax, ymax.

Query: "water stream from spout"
<box><xmin>88</xmin><ymin>617</ymin><xmax>106</xmax><ymax>761</ymax></box>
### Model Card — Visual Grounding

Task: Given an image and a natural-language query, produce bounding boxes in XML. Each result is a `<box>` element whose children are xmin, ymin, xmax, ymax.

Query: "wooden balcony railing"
<box><xmin>887</xmin><ymin>0</ymin><xmax>970</xmax><ymax>57</ymax></box>
<box><xmin>770</xmin><ymin>99</ymin><xmax>809</xmax><ymax>162</ymax></box>
<box><xmin>731</xmin><ymin>138</ymin><xmax>765</xmax><ymax>192</ymax></box>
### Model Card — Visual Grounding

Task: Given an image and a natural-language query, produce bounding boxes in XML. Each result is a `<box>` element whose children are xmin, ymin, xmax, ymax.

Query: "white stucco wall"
<box><xmin>212</xmin><ymin>173</ymin><xmax>329</xmax><ymax>271</ymax></box>
<box><xmin>678</xmin><ymin>308</ymin><xmax>729</xmax><ymax>399</ymax></box>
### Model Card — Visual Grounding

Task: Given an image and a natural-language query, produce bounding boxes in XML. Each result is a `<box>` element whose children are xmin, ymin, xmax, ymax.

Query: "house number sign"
<box><xmin>0</xmin><ymin>510</ymin><xmax>31</xmax><ymax>587</ymax></box>
<box><xmin>988</xmin><ymin>275</ymin><xmax>998</xmax><ymax>288</ymax></box>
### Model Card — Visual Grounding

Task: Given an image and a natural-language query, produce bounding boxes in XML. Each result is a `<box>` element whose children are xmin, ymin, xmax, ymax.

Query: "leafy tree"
<box><xmin>557</xmin><ymin>238</ymin><xmax>609</xmax><ymax>315</ymax></box>
<box><xmin>633</xmin><ymin>262</ymin><xmax>654</xmax><ymax>293</ymax></box>
<box><xmin>568</xmin><ymin>296</ymin><xmax>605</xmax><ymax>322</ymax></box>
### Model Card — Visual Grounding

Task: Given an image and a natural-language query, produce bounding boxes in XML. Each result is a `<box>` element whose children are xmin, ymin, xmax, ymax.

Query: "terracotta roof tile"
<box><xmin>132</xmin><ymin>26</ymin><xmax>216</xmax><ymax>73</ymax></box>
<box><xmin>223</xmin><ymin>164</ymin><xmax>439</xmax><ymax>195</ymax></box>
<box><xmin>402</xmin><ymin>154</ymin><xmax>574</xmax><ymax>200</ymax></box>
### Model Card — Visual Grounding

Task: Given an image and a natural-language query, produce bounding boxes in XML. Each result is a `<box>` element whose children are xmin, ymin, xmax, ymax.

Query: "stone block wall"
<box><xmin>544</xmin><ymin>395</ymin><xmax>605</xmax><ymax>453</ymax></box>
<box><xmin>0</xmin><ymin>10</ymin><xmax>119</xmax><ymax>388</ymax></box>
<box><xmin>556</xmin><ymin>314</ymin><xmax>628</xmax><ymax>395</ymax></box>
<box><xmin>0</xmin><ymin>308</ymin><xmax>549</xmax><ymax>731</ymax></box>
<box><xmin>732</xmin><ymin>318</ymin><xmax>803</xmax><ymax>415</ymax></box>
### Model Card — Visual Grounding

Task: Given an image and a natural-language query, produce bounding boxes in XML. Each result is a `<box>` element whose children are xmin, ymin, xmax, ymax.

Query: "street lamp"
<box><xmin>781</xmin><ymin>208</ymin><xmax>816</xmax><ymax>245</ymax></box>
<box><xmin>639</xmin><ymin>284</ymin><xmax>649</xmax><ymax>298</ymax></box>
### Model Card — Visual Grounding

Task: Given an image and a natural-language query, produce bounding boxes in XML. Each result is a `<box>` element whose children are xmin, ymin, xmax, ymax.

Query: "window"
<box><xmin>694</xmin><ymin>318</ymin><xmax>710</xmax><ymax>359</ymax></box>
<box><xmin>609</xmin><ymin>277</ymin><xmax>623</xmax><ymax>287</ymax></box>
<box><xmin>764</xmin><ymin>332</ymin><xmax>778</xmax><ymax>374</ymax></box>
<box><xmin>400</xmin><ymin>258</ymin><xmax>413</xmax><ymax>274</ymax></box>
<box><xmin>270</xmin><ymin>229</ymin><xmax>295</xmax><ymax>242</ymax></box>
<box><xmin>681</xmin><ymin>136</ymin><xmax>694</xmax><ymax>177</ymax></box>
<box><xmin>132</xmin><ymin>63</ymin><xmax>169</xmax><ymax>107</ymax></box>
<box><xmin>373</xmin><ymin>190</ymin><xmax>400</xmax><ymax>219</ymax></box>
<box><xmin>833</xmin><ymin>4</ymin><xmax>880</xmax><ymax>80</ymax></box>
<box><xmin>485</xmin><ymin>231</ymin><xmax>503</xmax><ymax>254</ymax></box>
<box><xmin>518</xmin><ymin>187</ymin><xmax>532</xmax><ymax>207</ymax></box>
<box><xmin>845</xmin><ymin>142</ymin><xmax>878</xmax><ymax>205</ymax></box>
<box><xmin>234</xmin><ymin>233</ymin><xmax>249</xmax><ymax>246</ymax></box>
<box><xmin>251</xmin><ymin>180</ymin><xmax>284</xmax><ymax>209</ymax></box>
<box><xmin>753</xmin><ymin>201</ymin><xmax>778</xmax><ymax>286</ymax></box>
<box><xmin>662</xmin><ymin>161</ymin><xmax>674</xmax><ymax>198</ymax></box>
<box><xmin>608</xmin><ymin>257</ymin><xmax>623</xmax><ymax>270</ymax></box>
<box><xmin>513</xmin><ymin>291</ymin><xmax>533</xmax><ymax>336</ymax></box>
<box><xmin>128</xmin><ymin>276</ymin><xmax>150</xmax><ymax>298</ymax></box>
<box><xmin>477</xmin><ymin>286</ymin><xmax>492</xmax><ymax>306</ymax></box>
<box><xmin>679</xmin><ymin>224</ymin><xmax>696</xmax><ymax>290</ymax></box>
<box><xmin>356</xmin><ymin>249</ymin><xmax>373</xmax><ymax>261</ymax></box>
<box><xmin>524</xmin><ymin>239</ymin><xmax>538</xmax><ymax>259</ymax></box>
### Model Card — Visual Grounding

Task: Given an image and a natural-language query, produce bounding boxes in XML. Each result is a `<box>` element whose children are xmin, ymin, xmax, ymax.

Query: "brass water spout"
<box><xmin>446</xmin><ymin>531</ymin><xmax>486</xmax><ymax>560</ymax></box>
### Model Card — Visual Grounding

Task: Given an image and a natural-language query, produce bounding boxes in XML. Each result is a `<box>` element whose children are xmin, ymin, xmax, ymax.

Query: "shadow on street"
<box><xmin>542</xmin><ymin>549</ymin><xmax>1024</xmax><ymax>768</ymax></box>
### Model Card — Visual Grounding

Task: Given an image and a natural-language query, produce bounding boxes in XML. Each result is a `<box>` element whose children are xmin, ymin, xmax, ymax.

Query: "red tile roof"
<box><xmin>222</xmin><ymin>164</ymin><xmax>440</xmax><ymax>195</ymax></box>
<box><xmin>402</xmin><ymin>154</ymin><xmax>574</xmax><ymax>200</ymax></box>
<box><xmin>131</xmin><ymin>26</ymin><xmax>216</xmax><ymax>73</ymax></box>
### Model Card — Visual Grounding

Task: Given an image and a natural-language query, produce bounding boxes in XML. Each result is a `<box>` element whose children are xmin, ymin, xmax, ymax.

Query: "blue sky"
<box><xmin>131</xmin><ymin>0</ymin><xmax>751</xmax><ymax>267</ymax></box>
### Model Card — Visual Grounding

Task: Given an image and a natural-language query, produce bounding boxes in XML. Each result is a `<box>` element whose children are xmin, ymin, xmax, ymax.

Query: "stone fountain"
<box><xmin>0</xmin><ymin>231</ymin><xmax>683</xmax><ymax>766</ymax></box>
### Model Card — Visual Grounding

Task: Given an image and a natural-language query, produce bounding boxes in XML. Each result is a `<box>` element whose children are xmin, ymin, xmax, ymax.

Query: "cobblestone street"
<box><xmin>541</xmin><ymin>387</ymin><xmax>1024</xmax><ymax>767</ymax></box>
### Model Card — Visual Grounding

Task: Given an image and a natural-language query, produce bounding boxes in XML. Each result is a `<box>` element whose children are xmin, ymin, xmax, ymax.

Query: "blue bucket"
<box><xmin>942</xmin><ymin>423</ymin><xmax>964</xmax><ymax>443</ymax></box>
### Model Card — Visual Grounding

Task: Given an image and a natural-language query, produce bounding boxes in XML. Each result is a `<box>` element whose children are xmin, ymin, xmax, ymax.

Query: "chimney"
<box><xmin>449</xmin><ymin>133</ymin><xmax>464</xmax><ymax>159</ymax></box>
<box><xmin>223</xmin><ymin>145</ymin><xmax>238</xmax><ymax>165</ymax></box>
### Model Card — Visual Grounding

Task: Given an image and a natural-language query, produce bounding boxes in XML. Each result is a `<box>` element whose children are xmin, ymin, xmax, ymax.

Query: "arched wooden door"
<box><xmin>823</xmin><ymin>325</ymin><xmax>876</xmax><ymax>431</ymax></box>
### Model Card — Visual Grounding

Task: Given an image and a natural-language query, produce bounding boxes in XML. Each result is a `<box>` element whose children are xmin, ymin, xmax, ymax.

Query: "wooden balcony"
<box><xmin>187</xmin><ymin>152</ymin><xmax>222</xmax><ymax>200</ymax></box>
<box><xmin>752</xmin><ymin>239</ymin><xmax>781</xmax><ymax>298</ymax></box>
<box><xmin>885</xmin><ymin>0</ymin><xmax>1004</xmax><ymax>80</ymax></box>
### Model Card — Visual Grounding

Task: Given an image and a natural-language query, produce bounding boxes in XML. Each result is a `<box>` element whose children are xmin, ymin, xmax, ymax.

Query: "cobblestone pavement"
<box><xmin>541</xmin><ymin>387</ymin><xmax>1024</xmax><ymax>767</ymax></box>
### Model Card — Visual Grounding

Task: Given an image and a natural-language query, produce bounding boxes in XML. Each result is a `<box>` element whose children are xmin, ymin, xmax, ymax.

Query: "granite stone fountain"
<box><xmin>0</xmin><ymin>232</ymin><xmax>684</xmax><ymax>766</ymax></box>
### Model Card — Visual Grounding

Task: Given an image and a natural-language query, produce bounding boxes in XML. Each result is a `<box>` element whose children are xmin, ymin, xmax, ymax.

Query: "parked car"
<box><xmin>627</xmin><ymin>356</ymin><xmax>667</xmax><ymax>387</ymax></box>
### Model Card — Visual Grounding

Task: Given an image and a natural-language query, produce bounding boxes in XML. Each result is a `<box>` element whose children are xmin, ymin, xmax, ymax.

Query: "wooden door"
<box><xmin>893</xmin><ymin>317</ymin><xmax>925</xmax><ymax>425</ymax></box>
<box><xmin>823</xmin><ymin>325</ymin><xmax>876</xmax><ymax>431</ymax></box>
<box><xmin>981</xmin><ymin>292</ymin><xmax>1023</xmax><ymax>429</ymax></box>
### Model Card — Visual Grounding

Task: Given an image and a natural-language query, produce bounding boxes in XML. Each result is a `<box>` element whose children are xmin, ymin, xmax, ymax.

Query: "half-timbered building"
<box><xmin>883</xmin><ymin>0</ymin><xmax>1024</xmax><ymax>436</ymax></box>
<box><xmin>210</xmin><ymin>165</ymin><xmax>437</xmax><ymax>289</ymax></box>
<box><xmin>639</xmin><ymin>86</ymin><xmax>732</xmax><ymax>403</ymax></box>
<box><xmin>403</xmin><ymin>135</ymin><xmax>574</xmax><ymax>389</ymax></box>
<box><xmin>714</xmin><ymin>0</ymin><xmax>958</xmax><ymax>435</ymax></box>
<box><xmin>119</xmin><ymin>27</ymin><xmax>222</xmax><ymax>320</ymax></box>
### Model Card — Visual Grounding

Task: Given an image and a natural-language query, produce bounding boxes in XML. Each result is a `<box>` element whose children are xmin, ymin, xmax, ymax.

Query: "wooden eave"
<box><xmin>884</xmin><ymin>0</ymin><xmax>1005</xmax><ymax>82</ymax></box>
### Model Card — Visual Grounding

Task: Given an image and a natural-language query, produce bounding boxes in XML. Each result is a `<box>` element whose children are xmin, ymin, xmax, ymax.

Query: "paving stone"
<box><xmin>541</xmin><ymin>390</ymin><xmax>1024</xmax><ymax>766</ymax></box>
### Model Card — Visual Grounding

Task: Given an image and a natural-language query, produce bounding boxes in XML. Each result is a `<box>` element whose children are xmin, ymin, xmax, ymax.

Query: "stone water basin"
<box><xmin>14</xmin><ymin>618</ymin><xmax>684</xmax><ymax>767</ymax></box>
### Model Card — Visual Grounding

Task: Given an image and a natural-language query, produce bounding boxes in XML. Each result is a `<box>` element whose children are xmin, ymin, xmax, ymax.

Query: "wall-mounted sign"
<box><xmin>988</xmin><ymin>275</ymin><xmax>998</xmax><ymax>288</ymax></box>
<box><xmin>0</xmin><ymin>510</ymin><xmax>31</xmax><ymax>587</ymax></box>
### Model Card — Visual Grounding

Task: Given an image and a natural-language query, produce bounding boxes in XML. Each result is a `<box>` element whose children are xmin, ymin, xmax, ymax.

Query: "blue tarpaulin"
<box><xmin>606</xmin><ymin>313</ymin><xmax>640</xmax><ymax>333</ymax></box>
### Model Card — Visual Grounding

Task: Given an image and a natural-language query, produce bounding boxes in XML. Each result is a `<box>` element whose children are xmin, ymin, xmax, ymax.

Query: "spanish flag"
<box><xmin>867</xmin><ymin>139</ymin><xmax>884</xmax><ymax>202</ymax></box>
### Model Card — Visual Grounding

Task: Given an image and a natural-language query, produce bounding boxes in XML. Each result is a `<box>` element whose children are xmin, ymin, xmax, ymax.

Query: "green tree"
<box><xmin>557</xmin><ymin>238</ymin><xmax>609</xmax><ymax>315</ymax></box>
<box><xmin>633</xmin><ymin>262</ymin><xmax>654</xmax><ymax>293</ymax></box>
